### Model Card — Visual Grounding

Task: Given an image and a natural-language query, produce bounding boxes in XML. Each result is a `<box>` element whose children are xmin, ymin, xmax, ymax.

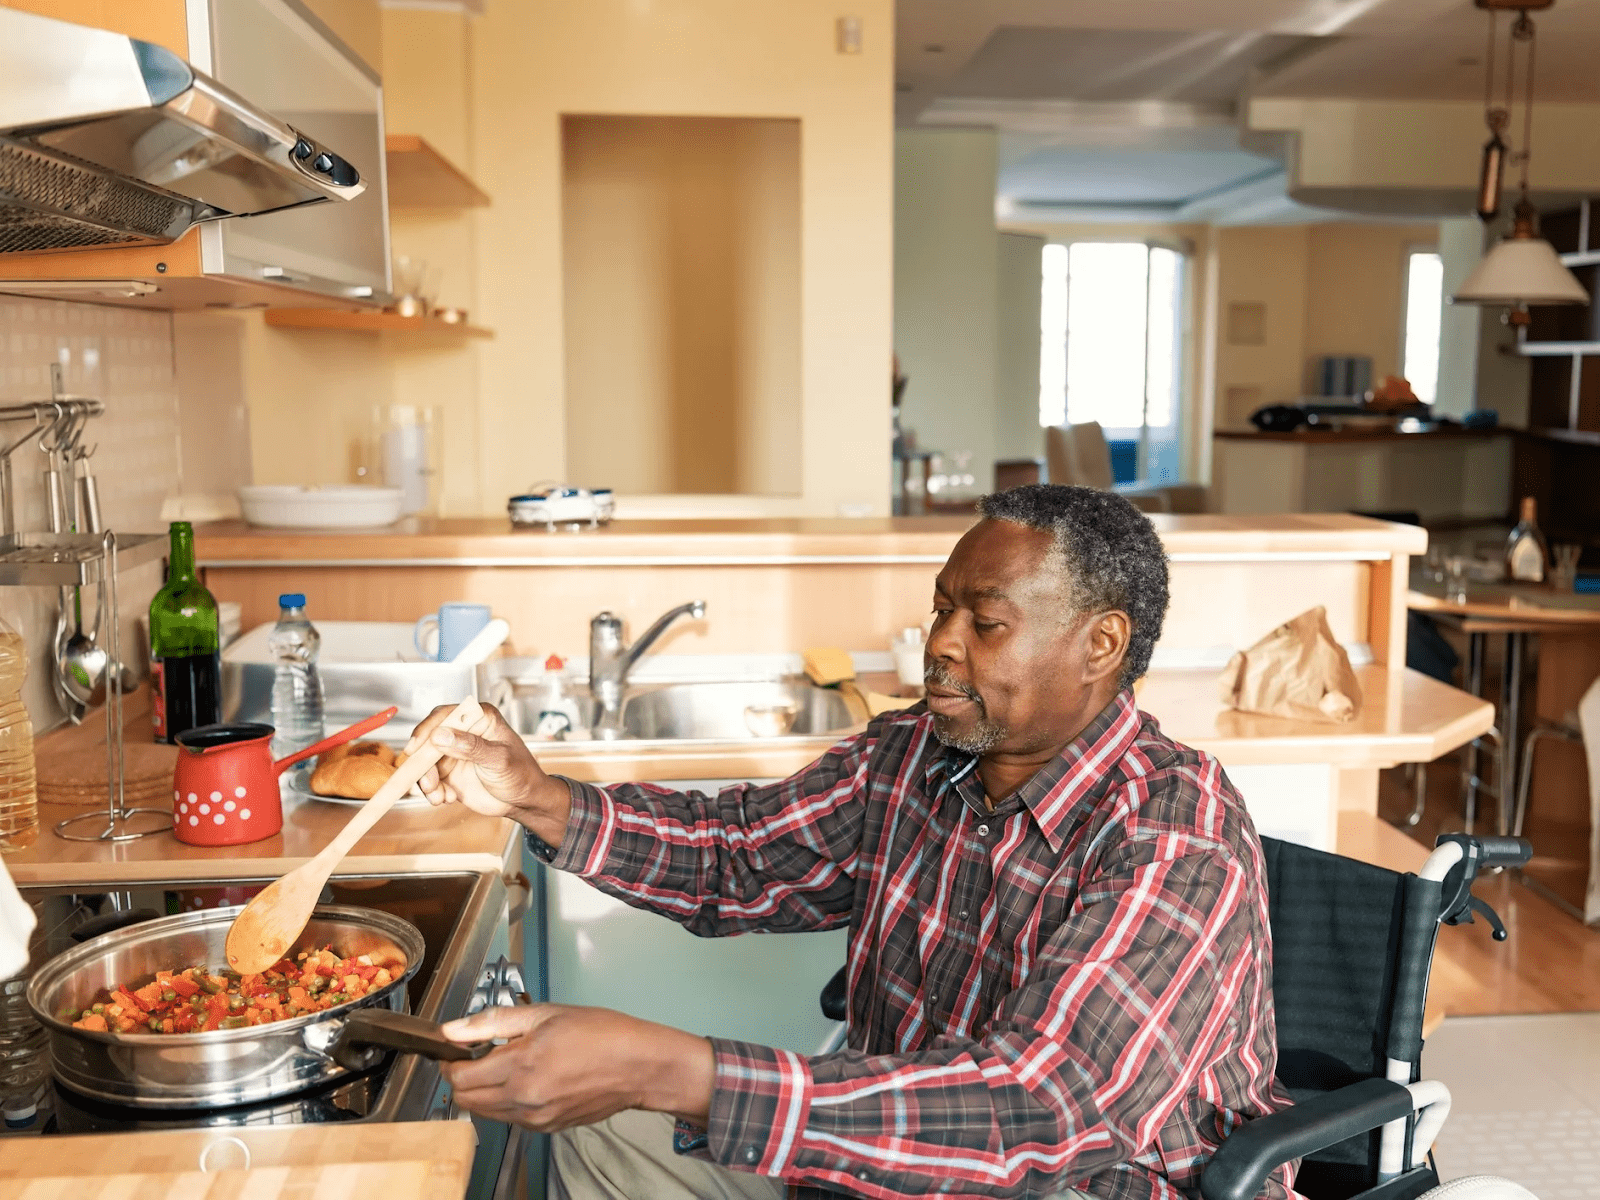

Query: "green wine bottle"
<box><xmin>149</xmin><ymin>521</ymin><xmax>220</xmax><ymax>744</ymax></box>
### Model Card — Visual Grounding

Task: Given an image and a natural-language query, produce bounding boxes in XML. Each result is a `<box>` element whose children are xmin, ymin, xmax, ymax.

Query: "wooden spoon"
<box><xmin>225</xmin><ymin>697</ymin><xmax>490</xmax><ymax>974</ymax></box>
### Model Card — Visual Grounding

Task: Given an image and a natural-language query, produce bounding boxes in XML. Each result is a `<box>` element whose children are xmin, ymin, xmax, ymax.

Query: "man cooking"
<box><xmin>410</xmin><ymin>484</ymin><xmax>1292</xmax><ymax>1200</ymax></box>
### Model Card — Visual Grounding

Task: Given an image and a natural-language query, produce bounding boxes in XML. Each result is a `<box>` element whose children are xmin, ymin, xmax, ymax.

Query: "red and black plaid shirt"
<box><xmin>550</xmin><ymin>690</ymin><xmax>1294</xmax><ymax>1200</ymax></box>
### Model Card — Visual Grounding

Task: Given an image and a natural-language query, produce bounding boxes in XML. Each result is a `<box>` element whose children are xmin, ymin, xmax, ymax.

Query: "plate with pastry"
<box><xmin>287</xmin><ymin>739</ymin><xmax>429</xmax><ymax>808</ymax></box>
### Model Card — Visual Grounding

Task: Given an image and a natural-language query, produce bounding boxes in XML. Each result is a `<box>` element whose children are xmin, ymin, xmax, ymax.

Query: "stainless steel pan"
<box><xmin>26</xmin><ymin>904</ymin><xmax>486</xmax><ymax>1109</ymax></box>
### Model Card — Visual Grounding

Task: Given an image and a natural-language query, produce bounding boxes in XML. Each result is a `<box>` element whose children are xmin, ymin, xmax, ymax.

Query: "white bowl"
<box><xmin>237</xmin><ymin>485</ymin><xmax>406</xmax><ymax>529</ymax></box>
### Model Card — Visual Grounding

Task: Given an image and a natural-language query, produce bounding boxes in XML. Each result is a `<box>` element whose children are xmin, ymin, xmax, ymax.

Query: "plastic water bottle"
<box><xmin>268</xmin><ymin>594</ymin><xmax>324</xmax><ymax>759</ymax></box>
<box><xmin>0</xmin><ymin>616</ymin><xmax>37</xmax><ymax>851</ymax></box>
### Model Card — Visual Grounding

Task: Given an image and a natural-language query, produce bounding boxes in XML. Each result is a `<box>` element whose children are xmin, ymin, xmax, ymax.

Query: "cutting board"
<box><xmin>0</xmin><ymin>1120</ymin><xmax>477</xmax><ymax>1198</ymax></box>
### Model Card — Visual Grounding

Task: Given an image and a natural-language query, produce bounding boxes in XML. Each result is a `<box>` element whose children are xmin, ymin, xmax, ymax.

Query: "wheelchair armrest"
<box><xmin>1200</xmin><ymin>1078</ymin><xmax>1414</xmax><ymax>1200</ymax></box>
<box><xmin>820</xmin><ymin>965</ymin><xmax>847</xmax><ymax>1022</ymax></box>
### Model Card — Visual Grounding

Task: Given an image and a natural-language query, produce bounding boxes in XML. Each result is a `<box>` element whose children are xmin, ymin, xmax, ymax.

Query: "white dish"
<box><xmin>282</xmin><ymin>766</ymin><xmax>428</xmax><ymax>810</ymax></box>
<box><xmin>238</xmin><ymin>485</ymin><xmax>405</xmax><ymax>529</ymax></box>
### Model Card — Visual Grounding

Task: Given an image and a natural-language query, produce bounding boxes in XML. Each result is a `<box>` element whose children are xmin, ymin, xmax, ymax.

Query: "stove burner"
<box><xmin>45</xmin><ymin>1058</ymin><xmax>391</xmax><ymax>1134</ymax></box>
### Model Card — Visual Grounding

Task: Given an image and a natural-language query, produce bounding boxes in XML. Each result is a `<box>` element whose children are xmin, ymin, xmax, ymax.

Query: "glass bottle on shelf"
<box><xmin>149</xmin><ymin>522</ymin><xmax>220</xmax><ymax>744</ymax></box>
<box><xmin>1505</xmin><ymin>496</ymin><xmax>1548</xmax><ymax>583</ymax></box>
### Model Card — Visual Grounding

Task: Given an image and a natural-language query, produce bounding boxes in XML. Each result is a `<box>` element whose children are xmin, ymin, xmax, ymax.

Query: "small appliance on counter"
<box><xmin>508</xmin><ymin>484</ymin><xmax>613</xmax><ymax>531</ymax></box>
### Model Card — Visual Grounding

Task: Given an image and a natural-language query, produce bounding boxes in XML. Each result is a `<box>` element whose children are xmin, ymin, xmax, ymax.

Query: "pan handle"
<box><xmin>327</xmin><ymin>1006</ymin><xmax>493</xmax><ymax>1072</ymax></box>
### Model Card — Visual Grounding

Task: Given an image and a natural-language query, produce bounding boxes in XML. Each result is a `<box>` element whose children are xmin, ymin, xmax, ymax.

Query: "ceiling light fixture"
<box><xmin>1453</xmin><ymin>0</ymin><xmax>1587</xmax><ymax>324</ymax></box>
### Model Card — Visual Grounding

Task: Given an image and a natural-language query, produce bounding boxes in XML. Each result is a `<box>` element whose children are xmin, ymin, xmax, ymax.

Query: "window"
<box><xmin>1038</xmin><ymin>241</ymin><xmax>1185</xmax><ymax>484</ymax></box>
<box><xmin>1403</xmin><ymin>250</ymin><xmax>1444</xmax><ymax>406</ymax></box>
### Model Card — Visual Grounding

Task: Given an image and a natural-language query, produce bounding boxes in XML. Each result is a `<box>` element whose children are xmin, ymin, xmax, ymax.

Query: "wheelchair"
<box><xmin>817</xmin><ymin>832</ymin><xmax>1539</xmax><ymax>1200</ymax></box>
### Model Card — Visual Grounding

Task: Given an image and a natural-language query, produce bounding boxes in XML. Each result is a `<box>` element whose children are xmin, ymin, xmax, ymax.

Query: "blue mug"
<box><xmin>415</xmin><ymin>602</ymin><xmax>493</xmax><ymax>662</ymax></box>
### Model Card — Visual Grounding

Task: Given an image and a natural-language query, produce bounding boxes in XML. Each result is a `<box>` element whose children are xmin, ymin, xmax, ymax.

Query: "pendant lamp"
<box><xmin>1452</xmin><ymin>0</ymin><xmax>1587</xmax><ymax>323</ymax></box>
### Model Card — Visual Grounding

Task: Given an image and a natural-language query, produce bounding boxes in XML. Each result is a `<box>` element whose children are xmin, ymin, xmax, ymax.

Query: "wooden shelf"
<box><xmin>263</xmin><ymin>309</ymin><xmax>493</xmax><ymax>338</ymax></box>
<box><xmin>385</xmin><ymin>134</ymin><xmax>489</xmax><ymax>209</ymax></box>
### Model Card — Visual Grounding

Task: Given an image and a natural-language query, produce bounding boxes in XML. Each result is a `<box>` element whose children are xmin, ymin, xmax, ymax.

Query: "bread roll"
<box><xmin>310</xmin><ymin>740</ymin><xmax>398</xmax><ymax>799</ymax></box>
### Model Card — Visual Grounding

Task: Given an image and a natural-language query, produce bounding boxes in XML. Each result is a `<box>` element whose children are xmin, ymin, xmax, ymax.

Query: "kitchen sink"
<box><xmin>621</xmin><ymin>680</ymin><xmax>855</xmax><ymax>740</ymax></box>
<box><xmin>484</xmin><ymin>660</ymin><xmax>859</xmax><ymax>743</ymax></box>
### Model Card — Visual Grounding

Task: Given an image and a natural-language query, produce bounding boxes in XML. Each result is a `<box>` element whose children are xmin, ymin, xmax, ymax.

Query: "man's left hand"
<box><xmin>439</xmin><ymin>1004</ymin><xmax>716</xmax><ymax>1132</ymax></box>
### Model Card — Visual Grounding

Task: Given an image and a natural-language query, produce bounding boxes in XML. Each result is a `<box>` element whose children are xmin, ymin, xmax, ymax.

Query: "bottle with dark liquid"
<box><xmin>149</xmin><ymin>521</ymin><xmax>220</xmax><ymax>744</ymax></box>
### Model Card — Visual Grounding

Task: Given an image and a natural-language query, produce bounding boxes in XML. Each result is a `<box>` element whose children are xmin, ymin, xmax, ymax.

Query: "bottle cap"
<box><xmin>2</xmin><ymin>1095</ymin><xmax>37</xmax><ymax>1128</ymax></box>
<box><xmin>279</xmin><ymin>593</ymin><xmax>307</xmax><ymax>609</ymax></box>
<box><xmin>544</xmin><ymin>654</ymin><xmax>565</xmax><ymax>670</ymax></box>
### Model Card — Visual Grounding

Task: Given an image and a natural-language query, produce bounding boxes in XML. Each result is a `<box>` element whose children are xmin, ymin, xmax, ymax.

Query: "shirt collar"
<box><xmin>925</xmin><ymin>689</ymin><xmax>1143</xmax><ymax>854</ymax></box>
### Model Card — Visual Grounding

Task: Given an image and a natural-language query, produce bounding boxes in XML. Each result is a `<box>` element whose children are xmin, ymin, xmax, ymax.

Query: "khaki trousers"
<box><xmin>549</xmin><ymin>1110</ymin><xmax>1095</xmax><ymax>1200</ymax></box>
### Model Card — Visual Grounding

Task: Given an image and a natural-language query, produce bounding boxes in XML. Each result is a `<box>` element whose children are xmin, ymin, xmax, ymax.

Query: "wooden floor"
<box><xmin>1353</xmin><ymin>755</ymin><xmax>1600</xmax><ymax>1021</ymax></box>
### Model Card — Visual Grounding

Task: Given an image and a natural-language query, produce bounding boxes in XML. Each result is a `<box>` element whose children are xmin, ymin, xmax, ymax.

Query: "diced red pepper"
<box><xmin>352</xmin><ymin>964</ymin><xmax>378</xmax><ymax>982</ymax></box>
<box><xmin>168</xmin><ymin>976</ymin><xmax>200</xmax><ymax>999</ymax></box>
<box><xmin>114</xmin><ymin>987</ymin><xmax>148</xmax><ymax>1013</ymax></box>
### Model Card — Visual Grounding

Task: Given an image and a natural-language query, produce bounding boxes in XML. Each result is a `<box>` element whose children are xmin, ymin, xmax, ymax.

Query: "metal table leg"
<box><xmin>1463</xmin><ymin>632</ymin><xmax>1486</xmax><ymax>831</ymax></box>
<box><xmin>1498</xmin><ymin>630</ymin><xmax>1525</xmax><ymax>837</ymax></box>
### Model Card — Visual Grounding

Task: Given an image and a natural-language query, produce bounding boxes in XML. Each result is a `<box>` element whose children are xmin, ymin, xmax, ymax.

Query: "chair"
<box><xmin>816</xmin><ymin>832</ymin><xmax>1534</xmax><ymax>1200</ymax></box>
<box><xmin>1043</xmin><ymin>420</ymin><xmax>1208</xmax><ymax>513</ymax></box>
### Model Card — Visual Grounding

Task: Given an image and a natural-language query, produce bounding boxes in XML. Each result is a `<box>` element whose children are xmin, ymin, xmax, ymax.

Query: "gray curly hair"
<box><xmin>975</xmin><ymin>484</ymin><xmax>1170</xmax><ymax>689</ymax></box>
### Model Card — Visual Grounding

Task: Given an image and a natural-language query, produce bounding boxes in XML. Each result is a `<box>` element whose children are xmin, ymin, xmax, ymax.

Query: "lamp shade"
<box><xmin>1453</xmin><ymin>236</ymin><xmax>1589</xmax><ymax>306</ymax></box>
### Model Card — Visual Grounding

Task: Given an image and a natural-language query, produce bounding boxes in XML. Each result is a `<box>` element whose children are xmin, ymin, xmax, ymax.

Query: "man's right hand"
<box><xmin>405</xmin><ymin>703</ymin><xmax>571</xmax><ymax>848</ymax></box>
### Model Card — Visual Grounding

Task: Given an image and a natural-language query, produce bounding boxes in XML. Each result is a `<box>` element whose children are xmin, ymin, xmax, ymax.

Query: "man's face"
<box><xmin>924</xmin><ymin>519</ymin><xmax>1116</xmax><ymax>757</ymax></box>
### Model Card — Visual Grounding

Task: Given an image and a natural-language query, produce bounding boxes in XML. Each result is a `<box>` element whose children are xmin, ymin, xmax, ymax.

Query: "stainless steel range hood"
<box><xmin>0</xmin><ymin>6</ymin><xmax>365</xmax><ymax>255</ymax></box>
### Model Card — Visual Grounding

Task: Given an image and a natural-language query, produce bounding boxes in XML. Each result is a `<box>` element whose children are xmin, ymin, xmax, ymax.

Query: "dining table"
<box><xmin>1408</xmin><ymin>570</ymin><xmax>1600</xmax><ymax>842</ymax></box>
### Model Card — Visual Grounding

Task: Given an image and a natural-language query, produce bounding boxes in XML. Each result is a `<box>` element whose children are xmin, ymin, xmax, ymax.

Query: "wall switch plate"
<box><xmin>836</xmin><ymin>15</ymin><xmax>862</xmax><ymax>54</ymax></box>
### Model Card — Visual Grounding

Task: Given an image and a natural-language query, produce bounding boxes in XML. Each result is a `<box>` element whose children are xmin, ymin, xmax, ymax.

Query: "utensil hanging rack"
<box><xmin>0</xmin><ymin>367</ymin><xmax>166</xmax><ymax>841</ymax></box>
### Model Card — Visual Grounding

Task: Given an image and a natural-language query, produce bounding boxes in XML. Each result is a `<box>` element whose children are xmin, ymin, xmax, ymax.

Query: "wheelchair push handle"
<box><xmin>1475</xmin><ymin>836</ymin><xmax>1532</xmax><ymax>869</ymax></box>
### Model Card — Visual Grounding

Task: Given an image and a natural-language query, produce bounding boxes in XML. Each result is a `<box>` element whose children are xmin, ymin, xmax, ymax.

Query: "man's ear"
<box><xmin>1081</xmin><ymin>611</ymin><xmax>1131</xmax><ymax>687</ymax></box>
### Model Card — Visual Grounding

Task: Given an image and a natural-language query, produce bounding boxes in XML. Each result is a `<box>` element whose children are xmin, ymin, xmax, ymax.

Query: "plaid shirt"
<box><xmin>549</xmin><ymin>690</ymin><xmax>1294</xmax><ymax>1200</ymax></box>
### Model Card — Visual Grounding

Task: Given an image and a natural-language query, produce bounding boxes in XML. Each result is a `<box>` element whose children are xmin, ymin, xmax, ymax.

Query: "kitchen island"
<box><xmin>194</xmin><ymin>513</ymin><xmax>1489</xmax><ymax>850</ymax></box>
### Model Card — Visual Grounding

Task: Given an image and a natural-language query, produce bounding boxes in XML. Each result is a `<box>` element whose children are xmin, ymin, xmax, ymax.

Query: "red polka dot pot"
<box><xmin>171</xmin><ymin>707</ymin><xmax>398</xmax><ymax>846</ymax></box>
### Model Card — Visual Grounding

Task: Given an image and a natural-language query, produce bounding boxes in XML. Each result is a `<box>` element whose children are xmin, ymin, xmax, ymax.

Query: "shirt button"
<box><xmin>959</xmin><ymin>909</ymin><xmax>969</xmax><ymax>920</ymax></box>
<box><xmin>858</xmin><ymin>1171</ymin><xmax>871</xmax><ymax>1180</ymax></box>
<box><xmin>743</xmin><ymin>1145</ymin><xmax>760</xmax><ymax>1164</ymax></box>
<box><xmin>977</xmin><ymin>823</ymin><xmax>990</xmax><ymax>836</ymax></box>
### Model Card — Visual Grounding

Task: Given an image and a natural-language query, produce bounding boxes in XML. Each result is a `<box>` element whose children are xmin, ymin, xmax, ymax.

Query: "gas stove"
<box><xmin>7</xmin><ymin>870</ymin><xmax>524</xmax><ymax>1162</ymax></box>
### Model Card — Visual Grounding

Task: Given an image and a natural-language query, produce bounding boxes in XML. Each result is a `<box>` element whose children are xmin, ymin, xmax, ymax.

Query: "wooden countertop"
<box><xmin>194</xmin><ymin>513</ymin><xmax>1425</xmax><ymax>564</ymax></box>
<box><xmin>6</xmin><ymin>695</ymin><xmax>518</xmax><ymax>888</ymax></box>
<box><xmin>5</xmin><ymin>666</ymin><xmax>1485</xmax><ymax>885</ymax></box>
<box><xmin>1215</xmin><ymin>426</ymin><xmax>1507</xmax><ymax>444</ymax></box>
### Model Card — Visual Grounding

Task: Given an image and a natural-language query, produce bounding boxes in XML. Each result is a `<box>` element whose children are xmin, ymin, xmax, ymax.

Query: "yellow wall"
<box><xmin>467</xmin><ymin>0</ymin><xmax>893</xmax><ymax>518</ymax></box>
<box><xmin>562</xmin><ymin>115</ymin><xmax>801</xmax><ymax>496</ymax></box>
<box><xmin>1301</xmin><ymin>223</ymin><xmax>1435</xmax><ymax>394</ymax></box>
<box><xmin>1208</xmin><ymin>222</ymin><xmax>1434</xmax><ymax>430</ymax></box>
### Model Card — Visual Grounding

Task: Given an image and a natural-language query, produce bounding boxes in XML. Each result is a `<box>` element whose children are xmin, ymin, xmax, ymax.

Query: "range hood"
<box><xmin>0</xmin><ymin>6</ymin><xmax>365</xmax><ymax>255</ymax></box>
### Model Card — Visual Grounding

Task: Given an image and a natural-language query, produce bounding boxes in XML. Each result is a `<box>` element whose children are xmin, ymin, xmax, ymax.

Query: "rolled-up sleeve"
<box><xmin>541</xmin><ymin>727</ymin><xmax>877</xmax><ymax>937</ymax></box>
<box><xmin>693</xmin><ymin>829</ymin><xmax>1268</xmax><ymax>1199</ymax></box>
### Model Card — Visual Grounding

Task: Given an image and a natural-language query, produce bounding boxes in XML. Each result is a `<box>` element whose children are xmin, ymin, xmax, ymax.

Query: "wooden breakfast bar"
<box><xmin>187</xmin><ymin>513</ymin><xmax>1490</xmax><ymax>855</ymax></box>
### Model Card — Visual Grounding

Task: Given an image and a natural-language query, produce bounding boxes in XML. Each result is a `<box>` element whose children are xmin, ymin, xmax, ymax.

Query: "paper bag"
<box><xmin>1217</xmin><ymin>606</ymin><xmax>1362</xmax><ymax>724</ymax></box>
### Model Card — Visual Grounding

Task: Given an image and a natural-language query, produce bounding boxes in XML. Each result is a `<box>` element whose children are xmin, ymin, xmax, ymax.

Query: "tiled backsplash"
<box><xmin>0</xmin><ymin>297</ymin><xmax>181</xmax><ymax>731</ymax></box>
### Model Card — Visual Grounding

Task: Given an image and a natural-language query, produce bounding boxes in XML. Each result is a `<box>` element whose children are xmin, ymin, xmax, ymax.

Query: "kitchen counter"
<box><xmin>6</xmin><ymin>694</ymin><xmax>519</xmax><ymax>888</ymax></box>
<box><xmin>1213</xmin><ymin>426</ymin><xmax>1507</xmax><ymax>444</ymax></box>
<box><xmin>194</xmin><ymin>513</ymin><xmax>1427</xmax><ymax>565</ymax></box>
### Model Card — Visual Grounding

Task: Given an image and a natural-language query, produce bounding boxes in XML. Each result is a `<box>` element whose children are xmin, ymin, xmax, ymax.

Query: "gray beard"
<box><xmin>925</xmin><ymin>659</ymin><xmax>1007</xmax><ymax>754</ymax></box>
<box><xmin>931</xmin><ymin>713</ymin><xmax>1006</xmax><ymax>755</ymax></box>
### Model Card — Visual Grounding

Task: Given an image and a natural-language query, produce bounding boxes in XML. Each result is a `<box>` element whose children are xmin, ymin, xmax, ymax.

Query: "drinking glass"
<box><xmin>1550</xmin><ymin>544</ymin><xmax>1581</xmax><ymax>593</ymax></box>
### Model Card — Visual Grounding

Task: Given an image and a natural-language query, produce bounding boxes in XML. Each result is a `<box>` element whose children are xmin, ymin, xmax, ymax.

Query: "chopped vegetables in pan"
<box><xmin>67</xmin><ymin>946</ymin><xmax>402</xmax><ymax>1035</ymax></box>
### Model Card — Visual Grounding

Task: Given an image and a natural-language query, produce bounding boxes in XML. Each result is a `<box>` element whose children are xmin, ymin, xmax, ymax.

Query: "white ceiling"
<box><xmin>898</xmin><ymin>0</ymin><xmax>1600</xmax><ymax>222</ymax></box>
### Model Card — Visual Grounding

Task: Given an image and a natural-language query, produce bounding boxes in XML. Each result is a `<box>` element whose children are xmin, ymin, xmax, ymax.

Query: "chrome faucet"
<box><xmin>589</xmin><ymin>600</ymin><xmax>707</xmax><ymax>738</ymax></box>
